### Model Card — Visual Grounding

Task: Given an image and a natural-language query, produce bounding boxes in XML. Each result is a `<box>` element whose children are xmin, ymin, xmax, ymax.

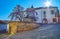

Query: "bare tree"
<box><xmin>8</xmin><ymin>5</ymin><xmax>24</xmax><ymax>21</ymax></box>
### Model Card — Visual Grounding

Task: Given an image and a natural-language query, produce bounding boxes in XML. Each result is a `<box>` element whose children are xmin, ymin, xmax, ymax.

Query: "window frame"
<box><xmin>51</xmin><ymin>10</ymin><xmax>55</xmax><ymax>14</ymax></box>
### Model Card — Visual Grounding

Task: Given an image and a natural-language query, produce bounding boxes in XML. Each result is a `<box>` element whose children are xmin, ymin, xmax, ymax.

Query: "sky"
<box><xmin>0</xmin><ymin>0</ymin><xmax>60</xmax><ymax>20</ymax></box>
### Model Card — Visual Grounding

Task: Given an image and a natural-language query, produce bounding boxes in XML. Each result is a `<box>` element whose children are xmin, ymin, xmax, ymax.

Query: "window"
<box><xmin>51</xmin><ymin>10</ymin><xmax>54</xmax><ymax>14</ymax></box>
<box><xmin>44</xmin><ymin>11</ymin><xmax>46</xmax><ymax>14</ymax></box>
<box><xmin>36</xmin><ymin>12</ymin><xmax>38</xmax><ymax>15</ymax></box>
<box><xmin>43</xmin><ymin>11</ymin><xmax>46</xmax><ymax>17</ymax></box>
<box><xmin>26</xmin><ymin>12</ymin><xmax>30</xmax><ymax>18</ymax></box>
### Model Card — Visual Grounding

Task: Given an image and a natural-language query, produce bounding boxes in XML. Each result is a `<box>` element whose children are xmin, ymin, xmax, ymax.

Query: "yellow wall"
<box><xmin>8</xmin><ymin>21</ymin><xmax>18</xmax><ymax>34</ymax></box>
<box><xmin>8</xmin><ymin>21</ymin><xmax>38</xmax><ymax>34</ymax></box>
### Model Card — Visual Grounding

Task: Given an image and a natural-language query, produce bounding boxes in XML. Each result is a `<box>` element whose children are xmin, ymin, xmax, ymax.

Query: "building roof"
<box><xmin>25</xmin><ymin>6</ymin><xmax>58</xmax><ymax>12</ymax></box>
<box><xmin>0</xmin><ymin>20</ymin><xmax>8</xmax><ymax>24</ymax></box>
<box><xmin>35</xmin><ymin>6</ymin><xmax>58</xmax><ymax>10</ymax></box>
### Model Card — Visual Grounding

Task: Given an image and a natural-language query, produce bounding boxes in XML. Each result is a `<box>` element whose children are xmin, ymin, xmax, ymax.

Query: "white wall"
<box><xmin>0</xmin><ymin>24</ymin><xmax>8</xmax><ymax>31</ymax></box>
<box><xmin>35</xmin><ymin>9</ymin><xmax>42</xmax><ymax>23</ymax></box>
<box><xmin>35</xmin><ymin>7</ymin><xmax>58</xmax><ymax>23</ymax></box>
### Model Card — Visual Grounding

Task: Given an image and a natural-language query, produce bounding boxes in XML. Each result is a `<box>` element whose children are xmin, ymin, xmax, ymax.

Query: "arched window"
<box><xmin>42</xmin><ymin>18</ymin><xmax>48</xmax><ymax>23</ymax></box>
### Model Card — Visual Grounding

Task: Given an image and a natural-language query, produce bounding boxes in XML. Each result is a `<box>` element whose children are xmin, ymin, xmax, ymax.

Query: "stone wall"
<box><xmin>8</xmin><ymin>21</ymin><xmax>39</xmax><ymax>34</ymax></box>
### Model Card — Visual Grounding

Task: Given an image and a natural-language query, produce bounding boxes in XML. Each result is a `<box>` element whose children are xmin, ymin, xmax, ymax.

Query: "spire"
<box><xmin>31</xmin><ymin>5</ymin><xmax>34</xmax><ymax>8</ymax></box>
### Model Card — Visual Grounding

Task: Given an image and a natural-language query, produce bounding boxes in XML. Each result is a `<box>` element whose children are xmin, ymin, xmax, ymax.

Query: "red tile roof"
<box><xmin>0</xmin><ymin>20</ymin><xmax>7</xmax><ymax>24</ymax></box>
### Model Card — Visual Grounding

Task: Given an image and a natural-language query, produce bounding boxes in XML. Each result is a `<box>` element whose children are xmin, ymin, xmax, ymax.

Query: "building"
<box><xmin>23</xmin><ymin>6</ymin><xmax>37</xmax><ymax>22</ymax></box>
<box><xmin>24</xmin><ymin>6</ymin><xmax>59</xmax><ymax>23</ymax></box>
<box><xmin>0</xmin><ymin>20</ymin><xmax>8</xmax><ymax>34</ymax></box>
<box><xmin>58</xmin><ymin>15</ymin><xmax>60</xmax><ymax>23</ymax></box>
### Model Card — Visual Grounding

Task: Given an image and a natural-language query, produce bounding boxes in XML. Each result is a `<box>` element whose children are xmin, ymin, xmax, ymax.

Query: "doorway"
<box><xmin>9</xmin><ymin>27</ymin><xmax>11</xmax><ymax>34</ymax></box>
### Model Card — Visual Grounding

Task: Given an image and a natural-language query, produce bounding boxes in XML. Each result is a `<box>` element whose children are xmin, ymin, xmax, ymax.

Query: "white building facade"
<box><xmin>24</xmin><ymin>6</ymin><xmax>59</xmax><ymax>23</ymax></box>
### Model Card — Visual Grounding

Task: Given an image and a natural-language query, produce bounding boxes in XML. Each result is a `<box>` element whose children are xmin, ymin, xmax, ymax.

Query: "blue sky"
<box><xmin>0</xmin><ymin>0</ymin><xmax>60</xmax><ymax>20</ymax></box>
